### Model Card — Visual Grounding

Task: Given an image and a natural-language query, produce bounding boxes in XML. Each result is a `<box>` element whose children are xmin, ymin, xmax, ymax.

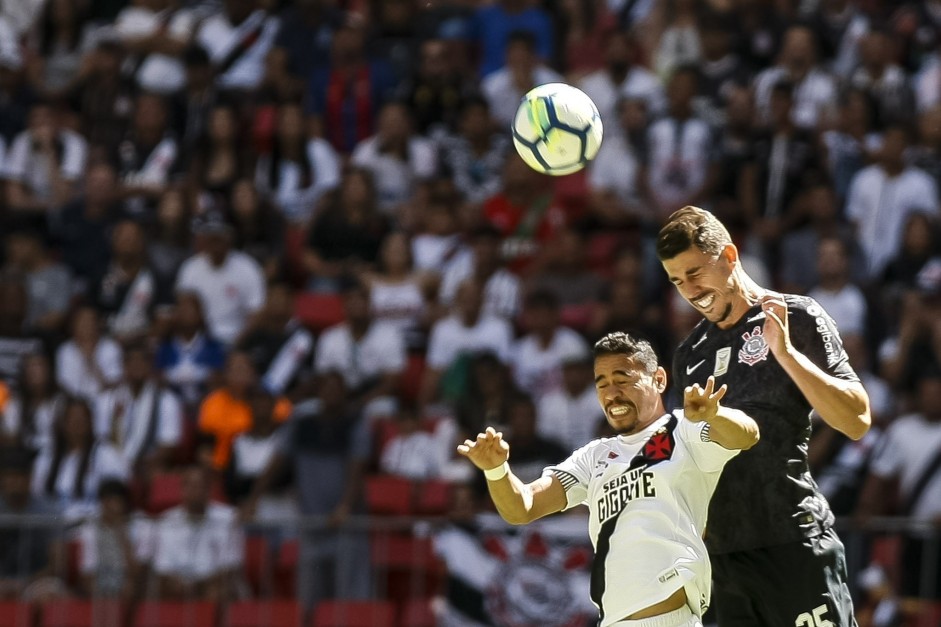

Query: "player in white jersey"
<box><xmin>457</xmin><ymin>332</ymin><xmax>760</xmax><ymax>627</ymax></box>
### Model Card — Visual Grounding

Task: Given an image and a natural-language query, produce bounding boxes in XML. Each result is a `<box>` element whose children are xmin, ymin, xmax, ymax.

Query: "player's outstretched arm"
<box><xmin>457</xmin><ymin>427</ymin><xmax>567</xmax><ymax>525</ymax></box>
<box><xmin>761</xmin><ymin>294</ymin><xmax>871</xmax><ymax>440</ymax></box>
<box><xmin>684</xmin><ymin>376</ymin><xmax>760</xmax><ymax>451</ymax></box>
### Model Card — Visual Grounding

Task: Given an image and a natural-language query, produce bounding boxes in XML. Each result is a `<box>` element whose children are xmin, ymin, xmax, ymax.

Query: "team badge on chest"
<box><xmin>738</xmin><ymin>325</ymin><xmax>769</xmax><ymax>366</ymax></box>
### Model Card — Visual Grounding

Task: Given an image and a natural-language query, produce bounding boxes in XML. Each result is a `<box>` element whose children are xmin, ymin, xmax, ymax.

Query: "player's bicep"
<box><xmin>794</xmin><ymin>300</ymin><xmax>858</xmax><ymax>381</ymax></box>
<box><xmin>524</xmin><ymin>474</ymin><xmax>569</xmax><ymax>521</ymax></box>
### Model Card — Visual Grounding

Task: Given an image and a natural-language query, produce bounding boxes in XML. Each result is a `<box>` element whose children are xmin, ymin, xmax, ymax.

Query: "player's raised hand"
<box><xmin>457</xmin><ymin>427</ymin><xmax>510</xmax><ymax>471</ymax></box>
<box><xmin>760</xmin><ymin>293</ymin><xmax>791</xmax><ymax>357</ymax></box>
<box><xmin>684</xmin><ymin>376</ymin><xmax>728</xmax><ymax>423</ymax></box>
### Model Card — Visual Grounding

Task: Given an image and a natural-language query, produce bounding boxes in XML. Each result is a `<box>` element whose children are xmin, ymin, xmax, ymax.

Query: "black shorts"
<box><xmin>710</xmin><ymin>528</ymin><xmax>857</xmax><ymax>627</ymax></box>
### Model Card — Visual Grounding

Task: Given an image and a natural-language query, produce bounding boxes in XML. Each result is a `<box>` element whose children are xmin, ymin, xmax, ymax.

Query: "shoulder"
<box><xmin>676</xmin><ymin>320</ymin><xmax>709</xmax><ymax>353</ymax></box>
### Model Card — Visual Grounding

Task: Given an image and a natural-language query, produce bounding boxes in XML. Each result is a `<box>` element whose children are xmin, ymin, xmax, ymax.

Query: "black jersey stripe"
<box><xmin>589</xmin><ymin>415</ymin><xmax>678</xmax><ymax>622</ymax></box>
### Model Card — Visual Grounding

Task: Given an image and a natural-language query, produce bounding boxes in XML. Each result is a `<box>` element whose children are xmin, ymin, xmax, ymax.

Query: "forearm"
<box><xmin>485</xmin><ymin>468</ymin><xmax>540</xmax><ymax>525</ymax></box>
<box><xmin>776</xmin><ymin>347</ymin><xmax>871</xmax><ymax>440</ymax></box>
<box><xmin>705</xmin><ymin>406</ymin><xmax>759</xmax><ymax>450</ymax></box>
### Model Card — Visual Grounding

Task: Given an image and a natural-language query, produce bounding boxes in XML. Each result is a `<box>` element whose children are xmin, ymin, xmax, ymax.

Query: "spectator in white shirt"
<box><xmin>78</xmin><ymin>479</ymin><xmax>154</xmax><ymax>600</ymax></box>
<box><xmin>645</xmin><ymin>65</ymin><xmax>716</xmax><ymax>220</ymax></box>
<box><xmin>154</xmin><ymin>465</ymin><xmax>243</xmax><ymax>601</ymax></box>
<box><xmin>1</xmin><ymin>352</ymin><xmax>63</xmax><ymax>452</ymax></box>
<box><xmin>195</xmin><ymin>0</ymin><xmax>279</xmax><ymax>92</ymax></box>
<box><xmin>56</xmin><ymin>306</ymin><xmax>123</xmax><ymax>401</ymax></box>
<box><xmin>753</xmin><ymin>25</ymin><xmax>837</xmax><ymax>130</ymax></box>
<box><xmin>481</xmin><ymin>30</ymin><xmax>563</xmax><ymax>129</ymax></box>
<box><xmin>350</xmin><ymin>101</ymin><xmax>437</xmax><ymax>216</ymax></box>
<box><xmin>578</xmin><ymin>30</ymin><xmax>665</xmax><ymax>140</ymax></box>
<box><xmin>846</xmin><ymin>125</ymin><xmax>940</xmax><ymax>279</ymax></box>
<box><xmin>254</xmin><ymin>101</ymin><xmax>341</xmax><ymax>224</ymax></box>
<box><xmin>807</xmin><ymin>237</ymin><xmax>869</xmax><ymax>339</ymax></box>
<box><xmin>421</xmin><ymin>279</ymin><xmax>514</xmax><ymax>406</ymax></box>
<box><xmin>31</xmin><ymin>397</ymin><xmax>129</xmax><ymax>520</ymax></box>
<box><xmin>587</xmin><ymin>95</ymin><xmax>646</xmax><ymax>225</ymax></box>
<box><xmin>439</xmin><ymin>224</ymin><xmax>522</xmax><ymax>321</ymax></box>
<box><xmin>314</xmin><ymin>282</ymin><xmax>405</xmax><ymax>417</ymax></box>
<box><xmin>175</xmin><ymin>209</ymin><xmax>266</xmax><ymax>345</ymax></box>
<box><xmin>536</xmin><ymin>347</ymin><xmax>605</xmax><ymax>451</ymax></box>
<box><xmin>379</xmin><ymin>405</ymin><xmax>444</xmax><ymax>480</ymax></box>
<box><xmin>512</xmin><ymin>290</ymin><xmax>589</xmax><ymax>397</ymax></box>
<box><xmin>95</xmin><ymin>342</ymin><xmax>183</xmax><ymax>473</ymax></box>
<box><xmin>114</xmin><ymin>0</ymin><xmax>196</xmax><ymax>95</ymax></box>
<box><xmin>4</xmin><ymin>101</ymin><xmax>87</xmax><ymax>216</ymax></box>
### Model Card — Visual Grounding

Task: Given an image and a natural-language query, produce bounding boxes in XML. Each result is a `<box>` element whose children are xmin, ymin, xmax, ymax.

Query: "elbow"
<box><xmin>742</xmin><ymin>427</ymin><xmax>760</xmax><ymax>450</ymax></box>
<box><xmin>845</xmin><ymin>411</ymin><xmax>871</xmax><ymax>441</ymax></box>
<box><xmin>499</xmin><ymin>511</ymin><xmax>532</xmax><ymax>526</ymax></box>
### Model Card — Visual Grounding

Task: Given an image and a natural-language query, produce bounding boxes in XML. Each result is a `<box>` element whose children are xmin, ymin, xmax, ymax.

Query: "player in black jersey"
<box><xmin>656</xmin><ymin>207</ymin><xmax>871</xmax><ymax>627</ymax></box>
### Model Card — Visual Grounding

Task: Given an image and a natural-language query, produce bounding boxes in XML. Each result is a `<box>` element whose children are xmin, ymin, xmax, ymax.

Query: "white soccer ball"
<box><xmin>511</xmin><ymin>83</ymin><xmax>604</xmax><ymax>176</ymax></box>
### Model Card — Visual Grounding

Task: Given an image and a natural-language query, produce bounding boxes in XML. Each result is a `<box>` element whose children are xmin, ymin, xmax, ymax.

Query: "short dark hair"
<box><xmin>592</xmin><ymin>332</ymin><xmax>659</xmax><ymax>374</ymax></box>
<box><xmin>506</xmin><ymin>29</ymin><xmax>537</xmax><ymax>51</ymax></box>
<box><xmin>97</xmin><ymin>479</ymin><xmax>132</xmax><ymax>503</ymax></box>
<box><xmin>656</xmin><ymin>206</ymin><xmax>733</xmax><ymax>260</ymax></box>
<box><xmin>525</xmin><ymin>289</ymin><xmax>559</xmax><ymax>311</ymax></box>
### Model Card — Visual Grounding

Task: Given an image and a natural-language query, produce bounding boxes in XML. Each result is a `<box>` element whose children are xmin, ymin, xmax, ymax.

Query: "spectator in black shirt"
<box><xmin>397</xmin><ymin>38</ymin><xmax>472</xmax><ymax>137</ymax></box>
<box><xmin>93</xmin><ymin>220</ymin><xmax>157</xmax><ymax>344</ymax></box>
<box><xmin>51</xmin><ymin>163</ymin><xmax>122</xmax><ymax>294</ymax></box>
<box><xmin>302</xmin><ymin>167</ymin><xmax>389</xmax><ymax>293</ymax></box>
<box><xmin>116</xmin><ymin>92</ymin><xmax>181</xmax><ymax>217</ymax></box>
<box><xmin>0</xmin><ymin>275</ymin><xmax>45</xmax><ymax>384</ymax></box>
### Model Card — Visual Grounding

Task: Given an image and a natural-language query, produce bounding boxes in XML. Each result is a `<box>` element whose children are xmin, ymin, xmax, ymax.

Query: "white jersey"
<box><xmin>544</xmin><ymin>411</ymin><xmax>738</xmax><ymax>625</ymax></box>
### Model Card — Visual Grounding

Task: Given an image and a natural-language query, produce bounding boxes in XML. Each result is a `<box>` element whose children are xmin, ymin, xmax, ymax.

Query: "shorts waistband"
<box><xmin>609</xmin><ymin>604</ymin><xmax>694</xmax><ymax>627</ymax></box>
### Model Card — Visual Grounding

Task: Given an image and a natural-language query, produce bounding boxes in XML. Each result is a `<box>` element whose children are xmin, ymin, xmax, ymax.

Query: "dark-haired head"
<box><xmin>656</xmin><ymin>206</ymin><xmax>733</xmax><ymax>261</ymax></box>
<box><xmin>592</xmin><ymin>332</ymin><xmax>659</xmax><ymax>374</ymax></box>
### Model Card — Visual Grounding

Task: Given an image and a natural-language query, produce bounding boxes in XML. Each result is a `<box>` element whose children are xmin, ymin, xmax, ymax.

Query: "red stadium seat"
<box><xmin>64</xmin><ymin>539</ymin><xmax>82</xmax><ymax>588</ymax></box>
<box><xmin>276</xmin><ymin>539</ymin><xmax>300</xmax><ymax>597</ymax></box>
<box><xmin>225</xmin><ymin>600</ymin><xmax>302</xmax><ymax>627</ymax></box>
<box><xmin>294</xmin><ymin>293</ymin><xmax>345</xmax><ymax>333</ymax></box>
<box><xmin>364</xmin><ymin>475</ymin><xmax>414</xmax><ymax>516</ymax></box>
<box><xmin>146</xmin><ymin>472</ymin><xmax>184</xmax><ymax>514</ymax></box>
<box><xmin>311</xmin><ymin>600</ymin><xmax>396</xmax><ymax>627</ymax></box>
<box><xmin>414</xmin><ymin>480</ymin><xmax>452</xmax><ymax>516</ymax></box>
<box><xmin>371</xmin><ymin>534</ymin><xmax>446</xmax><ymax>599</ymax></box>
<box><xmin>40</xmin><ymin>600</ymin><xmax>123</xmax><ymax>627</ymax></box>
<box><xmin>0</xmin><ymin>602</ymin><xmax>34</xmax><ymax>627</ymax></box>
<box><xmin>244</xmin><ymin>535</ymin><xmax>272</xmax><ymax>596</ymax></box>
<box><xmin>134</xmin><ymin>601</ymin><xmax>217</xmax><ymax>627</ymax></box>
<box><xmin>401</xmin><ymin>354</ymin><xmax>426</xmax><ymax>403</ymax></box>
<box><xmin>398</xmin><ymin>598</ymin><xmax>437</xmax><ymax>627</ymax></box>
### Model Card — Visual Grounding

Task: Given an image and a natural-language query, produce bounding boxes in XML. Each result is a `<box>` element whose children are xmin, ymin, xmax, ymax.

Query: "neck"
<box><xmin>350</xmin><ymin>320</ymin><xmax>369</xmax><ymax>337</ymax></box>
<box><xmin>884</xmin><ymin>162</ymin><xmax>904</xmax><ymax>176</ymax></box>
<box><xmin>718</xmin><ymin>269</ymin><xmax>765</xmax><ymax>329</ymax></box>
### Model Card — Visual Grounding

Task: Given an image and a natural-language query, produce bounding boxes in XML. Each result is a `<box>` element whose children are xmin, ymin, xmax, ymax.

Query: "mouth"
<box><xmin>692</xmin><ymin>293</ymin><xmax>716</xmax><ymax>310</ymax></box>
<box><xmin>607</xmin><ymin>403</ymin><xmax>634</xmax><ymax>418</ymax></box>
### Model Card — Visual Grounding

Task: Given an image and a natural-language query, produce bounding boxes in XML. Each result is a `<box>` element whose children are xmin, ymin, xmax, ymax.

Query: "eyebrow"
<box><xmin>594</xmin><ymin>369</ymin><xmax>636</xmax><ymax>383</ymax></box>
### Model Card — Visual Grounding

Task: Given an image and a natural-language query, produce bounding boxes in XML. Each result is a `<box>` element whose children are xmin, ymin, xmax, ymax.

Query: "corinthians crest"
<box><xmin>738</xmin><ymin>325</ymin><xmax>769</xmax><ymax>366</ymax></box>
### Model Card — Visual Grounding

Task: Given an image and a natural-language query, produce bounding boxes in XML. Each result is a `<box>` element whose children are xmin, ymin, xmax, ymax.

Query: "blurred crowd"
<box><xmin>0</xmin><ymin>0</ymin><xmax>941</xmax><ymax>623</ymax></box>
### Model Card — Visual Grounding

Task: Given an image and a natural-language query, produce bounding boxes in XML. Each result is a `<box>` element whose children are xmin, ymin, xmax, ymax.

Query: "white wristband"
<box><xmin>483</xmin><ymin>462</ymin><xmax>509</xmax><ymax>481</ymax></box>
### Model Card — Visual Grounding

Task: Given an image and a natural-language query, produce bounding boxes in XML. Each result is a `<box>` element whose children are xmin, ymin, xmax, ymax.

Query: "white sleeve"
<box><xmin>175</xmin><ymin>258</ymin><xmax>197</xmax><ymax>292</ymax></box>
<box><xmin>56</xmin><ymin>344</ymin><xmax>81</xmax><ymax>395</ymax></box>
<box><xmin>845</xmin><ymin>173</ymin><xmax>866</xmax><ymax>224</ymax></box>
<box><xmin>2</xmin><ymin>398</ymin><xmax>20</xmax><ymax>439</ymax></box>
<box><xmin>379</xmin><ymin>325</ymin><xmax>406</xmax><ymax>374</ymax></box>
<box><xmin>152</xmin><ymin>520</ymin><xmax>175</xmax><ymax>574</ymax></box>
<box><xmin>98</xmin><ymin>340</ymin><xmax>124</xmax><ymax>386</ymax></box>
<box><xmin>218</xmin><ymin>515</ymin><xmax>244</xmax><ymax>570</ymax></box>
<box><xmin>308</xmin><ymin>139</ymin><xmax>341</xmax><ymax>196</ymax></box>
<box><xmin>78</xmin><ymin>522</ymin><xmax>97</xmax><ymax>573</ymax></box>
<box><xmin>495</xmin><ymin>319</ymin><xmax>514</xmax><ymax>364</ymax></box>
<box><xmin>61</xmin><ymin>134</ymin><xmax>88</xmax><ymax>180</ymax></box>
<box><xmin>675</xmin><ymin>410</ymin><xmax>740</xmax><ymax>473</ymax></box>
<box><xmin>313</xmin><ymin>328</ymin><xmax>344</xmax><ymax>374</ymax></box>
<box><xmin>413</xmin><ymin>140</ymin><xmax>437</xmax><ymax>179</ymax></box>
<box><xmin>4</xmin><ymin>134</ymin><xmax>29</xmax><ymax>181</ymax></box>
<box><xmin>242</xmin><ymin>258</ymin><xmax>266</xmax><ymax>314</ymax></box>
<box><xmin>157</xmin><ymin>391</ymin><xmax>183</xmax><ymax>446</ymax></box>
<box><xmin>132</xmin><ymin>518</ymin><xmax>156</xmax><ymax>563</ymax></box>
<box><xmin>425</xmin><ymin>322</ymin><xmax>452</xmax><ymax>370</ymax></box>
<box><xmin>868</xmin><ymin>425</ymin><xmax>901</xmax><ymax>479</ymax></box>
<box><xmin>542</xmin><ymin>442</ymin><xmax>597</xmax><ymax>511</ymax></box>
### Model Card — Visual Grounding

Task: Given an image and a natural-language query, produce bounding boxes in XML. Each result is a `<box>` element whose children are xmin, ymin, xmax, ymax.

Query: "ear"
<box><xmin>721</xmin><ymin>243</ymin><xmax>739</xmax><ymax>266</ymax></box>
<box><xmin>654</xmin><ymin>366</ymin><xmax>667</xmax><ymax>393</ymax></box>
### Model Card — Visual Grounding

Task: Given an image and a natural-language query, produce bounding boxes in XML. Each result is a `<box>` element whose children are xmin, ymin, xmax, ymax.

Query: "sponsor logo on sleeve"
<box><xmin>738</xmin><ymin>326</ymin><xmax>769</xmax><ymax>366</ymax></box>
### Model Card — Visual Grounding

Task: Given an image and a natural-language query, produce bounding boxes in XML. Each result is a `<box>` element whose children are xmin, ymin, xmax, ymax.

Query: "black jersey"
<box><xmin>672</xmin><ymin>294</ymin><xmax>860</xmax><ymax>555</ymax></box>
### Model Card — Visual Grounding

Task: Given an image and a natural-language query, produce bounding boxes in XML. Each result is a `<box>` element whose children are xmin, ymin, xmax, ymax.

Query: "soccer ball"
<box><xmin>511</xmin><ymin>83</ymin><xmax>603</xmax><ymax>176</ymax></box>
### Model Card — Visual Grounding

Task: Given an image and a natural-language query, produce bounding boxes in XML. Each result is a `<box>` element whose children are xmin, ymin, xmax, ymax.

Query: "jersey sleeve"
<box><xmin>790</xmin><ymin>297</ymin><xmax>859</xmax><ymax>382</ymax></box>
<box><xmin>541</xmin><ymin>442</ymin><xmax>597</xmax><ymax>511</ymax></box>
<box><xmin>674</xmin><ymin>409</ymin><xmax>740</xmax><ymax>473</ymax></box>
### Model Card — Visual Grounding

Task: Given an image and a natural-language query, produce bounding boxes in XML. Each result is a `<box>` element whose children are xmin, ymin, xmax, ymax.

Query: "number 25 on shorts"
<box><xmin>795</xmin><ymin>605</ymin><xmax>833</xmax><ymax>627</ymax></box>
